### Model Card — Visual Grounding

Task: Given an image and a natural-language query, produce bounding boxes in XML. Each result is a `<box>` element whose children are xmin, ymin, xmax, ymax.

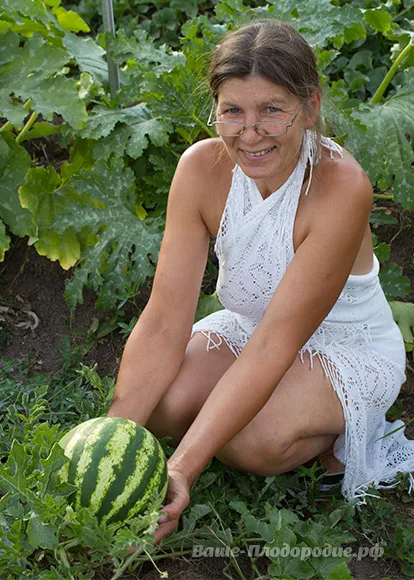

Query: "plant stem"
<box><xmin>191</xmin><ymin>113</ymin><xmax>216</xmax><ymax>138</ymax></box>
<box><xmin>110</xmin><ymin>545</ymin><xmax>145</xmax><ymax>580</ymax></box>
<box><xmin>101</xmin><ymin>0</ymin><xmax>120</xmax><ymax>99</ymax></box>
<box><xmin>373</xmin><ymin>193</ymin><xmax>394</xmax><ymax>200</ymax></box>
<box><xmin>56</xmin><ymin>546</ymin><xmax>76</xmax><ymax>580</ymax></box>
<box><xmin>15</xmin><ymin>111</ymin><xmax>38</xmax><ymax>145</ymax></box>
<box><xmin>0</xmin><ymin>121</ymin><xmax>14</xmax><ymax>133</ymax></box>
<box><xmin>393</xmin><ymin>6</ymin><xmax>413</xmax><ymax>21</ymax></box>
<box><xmin>371</xmin><ymin>39</ymin><xmax>413</xmax><ymax>104</ymax></box>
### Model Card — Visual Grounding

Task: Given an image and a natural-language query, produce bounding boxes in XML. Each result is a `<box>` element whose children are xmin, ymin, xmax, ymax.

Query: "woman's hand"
<box><xmin>152</xmin><ymin>466</ymin><xmax>191</xmax><ymax>545</ymax></box>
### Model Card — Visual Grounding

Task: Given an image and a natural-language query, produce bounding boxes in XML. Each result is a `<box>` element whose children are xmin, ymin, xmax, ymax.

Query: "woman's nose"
<box><xmin>240</xmin><ymin>124</ymin><xmax>262</xmax><ymax>141</ymax></box>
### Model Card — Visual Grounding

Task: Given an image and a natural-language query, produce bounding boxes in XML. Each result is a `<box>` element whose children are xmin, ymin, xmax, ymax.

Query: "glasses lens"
<box><xmin>255</xmin><ymin>122</ymin><xmax>287</xmax><ymax>136</ymax></box>
<box><xmin>214</xmin><ymin>122</ymin><xmax>243</xmax><ymax>136</ymax></box>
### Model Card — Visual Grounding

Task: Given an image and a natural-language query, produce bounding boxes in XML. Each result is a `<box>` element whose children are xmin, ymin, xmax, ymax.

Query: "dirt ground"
<box><xmin>0</xmin><ymin>200</ymin><xmax>413</xmax><ymax>579</ymax></box>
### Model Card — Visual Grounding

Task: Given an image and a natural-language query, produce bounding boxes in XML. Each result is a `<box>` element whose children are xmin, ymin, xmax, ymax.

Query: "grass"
<box><xmin>0</xmin><ymin>354</ymin><xmax>413</xmax><ymax>579</ymax></box>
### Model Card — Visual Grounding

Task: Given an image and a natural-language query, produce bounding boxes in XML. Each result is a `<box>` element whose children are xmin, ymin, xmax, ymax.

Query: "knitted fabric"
<box><xmin>191</xmin><ymin>130</ymin><xmax>412</xmax><ymax>501</ymax></box>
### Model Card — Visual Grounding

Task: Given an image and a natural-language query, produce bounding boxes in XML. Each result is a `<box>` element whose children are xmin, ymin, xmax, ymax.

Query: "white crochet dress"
<box><xmin>191</xmin><ymin>130</ymin><xmax>413</xmax><ymax>501</ymax></box>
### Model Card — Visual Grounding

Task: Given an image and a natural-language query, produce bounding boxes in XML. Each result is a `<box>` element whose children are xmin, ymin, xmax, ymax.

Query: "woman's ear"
<box><xmin>304</xmin><ymin>90</ymin><xmax>322</xmax><ymax>130</ymax></box>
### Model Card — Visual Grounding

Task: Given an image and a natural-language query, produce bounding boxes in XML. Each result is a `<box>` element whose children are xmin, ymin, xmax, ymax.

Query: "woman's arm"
<box><xmin>167</xmin><ymin>161</ymin><xmax>374</xmax><ymax>485</ymax></box>
<box><xmin>108</xmin><ymin>143</ymin><xmax>212</xmax><ymax>424</ymax></box>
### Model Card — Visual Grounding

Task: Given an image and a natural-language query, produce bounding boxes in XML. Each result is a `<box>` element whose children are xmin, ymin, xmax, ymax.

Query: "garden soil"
<box><xmin>0</xmin><ymin>201</ymin><xmax>413</xmax><ymax>579</ymax></box>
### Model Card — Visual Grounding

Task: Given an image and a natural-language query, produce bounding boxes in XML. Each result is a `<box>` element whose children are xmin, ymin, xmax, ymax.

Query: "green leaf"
<box><xmin>364</xmin><ymin>9</ymin><xmax>393</xmax><ymax>34</ymax></box>
<box><xmin>81</xmin><ymin>103</ymin><xmax>169</xmax><ymax>159</ymax></box>
<box><xmin>350</xmin><ymin>71</ymin><xmax>414</xmax><ymax>209</ymax></box>
<box><xmin>52</xmin><ymin>7</ymin><xmax>90</xmax><ymax>32</ymax></box>
<box><xmin>21</xmin><ymin>121</ymin><xmax>61</xmax><ymax>142</ymax></box>
<box><xmin>0</xmin><ymin>98</ymin><xmax>27</xmax><ymax>127</ymax></box>
<box><xmin>0</xmin><ymin>32</ymin><xmax>67</xmax><ymax>77</ymax></box>
<box><xmin>195</xmin><ymin>292</ymin><xmax>223</xmax><ymax>323</ymax></box>
<box><xmin>0</xmin><ymin>218</ymin><xmax>10</xmax><ymax>260</ymax></box>
<box><xmin>26</xmin><ymin>512</ymin><xmax>58</xmax><ymax>549</ymax></box>
<box><xmin>63</xmin><ymin>33</ymin><xmax>108</xmax><ymax>86</ymax></box>
<box><xmin>52</xmin><ymin>157</ymin><xmax>163</xmax><ymax>308</ymax></box>
<box><xmin>111</xmin><ymin>28</ymin><xmax>186</xmax><ymax>75</ymax></box>
<box><xmin>0</xmin><ymin>440</ymin><xmax>36</xmax><ymax>500</ymax></box>
<box><xmin>389</xmin><ymin>301</ymin><xmax>414</xmax><ymax>345</ymax></box>
<box><xmin>0</xmin><ymin>133</ymin><xmax>32</xmax><ymax>238</ymax></box>
<box><xmin>269</xmin><ymin>0</ymin><xmax>366</xmax><ymax>49</ymax></box>
<box><xmin>19</xmin><ymin>166</ymin><xmax>81</xmax><ymax>269</ymax></box>
<box><xmin>0</xmin><ymin>32</ymin><xmax>87</xmax><ymax>130</ymax></box>
<box><xmin>369</xmin><ymin>211</ymin><xmax>398</xmax><ymax>227</ymax></box>
<box><xmin>325</xmin><ymin>561</ymin><xmax>353</xmax><ymax>580</ymax></box>
<box><xmin>373</xmin><ymin>242</ymin><xmax>390</xmax><ymax>262</ymax></box>
<box><xmin>0</xmin><ymin>0</ymin><xmax>50</xmax><ymax>24</ymax></box>
<box><xmin>379</xmin><ymin>263</ymin><xmax>411</xmax><ymax>300</ymax></box>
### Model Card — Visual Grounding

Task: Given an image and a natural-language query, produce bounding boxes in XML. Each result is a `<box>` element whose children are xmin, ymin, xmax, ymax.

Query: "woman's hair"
<box><xmin>208</xmin><ymin>20</ymin><xmax>323</xmax><ymax>135</ymax></box>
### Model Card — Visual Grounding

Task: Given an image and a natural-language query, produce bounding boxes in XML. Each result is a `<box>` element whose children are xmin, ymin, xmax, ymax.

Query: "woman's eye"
<box><xmin>267</xmin><ymin>106</ymin><xmax>281</xmax><ymax>113</ymax></box>
<box><xmin>219</xmin><ymin>107</ymin><xmax>240</xmax><ymax>116</ymax></box>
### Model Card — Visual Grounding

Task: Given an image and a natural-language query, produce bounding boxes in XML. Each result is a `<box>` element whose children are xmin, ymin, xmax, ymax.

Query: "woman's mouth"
<box><xmin>242</xmin><ymin>146</ymin><xmax>276</xmax><ymax>158</ymax></box>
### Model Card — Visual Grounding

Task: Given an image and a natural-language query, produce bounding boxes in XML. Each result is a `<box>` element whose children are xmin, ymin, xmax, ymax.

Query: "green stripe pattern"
<box><xmin>59</xmin><ymin>417</ymin><xmax>168</xmax><ymax>524</ymax></box>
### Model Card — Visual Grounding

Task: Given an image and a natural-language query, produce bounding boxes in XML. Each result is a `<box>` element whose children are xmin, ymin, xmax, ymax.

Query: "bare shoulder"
<box><xmin>309</xmin><ymin>144</ymin><xmax>373</xmax><ymax>218</ymax></box>
<box><xmin>315</xmin><ymin>145</ymin><xmax>373</xmax><ymax>204</ymax></box>
<box><xmin>179</xmin><ymin>138</ymin><xmax>231</xmax><ymax>178</ymax></box>
<box><xmin>178</xmin><ymin>138</ymin><xmax>234</xmax><ymax>236</ymax></box>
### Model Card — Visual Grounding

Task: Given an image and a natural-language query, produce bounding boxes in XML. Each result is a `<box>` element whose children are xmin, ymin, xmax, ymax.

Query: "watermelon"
<box><xmin>59</xmin><ymin>417</ymin><xmax>168</xmax><ymax>524</ymax></box>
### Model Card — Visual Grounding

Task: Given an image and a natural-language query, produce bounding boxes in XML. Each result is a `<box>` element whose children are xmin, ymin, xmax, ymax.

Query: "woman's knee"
<box><xmin>215</xmin><ymin>429</ymin><xmax>296</xmax><ymax>477</ymax></box>
<box><xmin>146</xmin><ymin>383</ymin><xmax>197</xmax><ymax>444</ymax></box>
<box><xmin>147</xmin><ymin>331</ymin><xmax>236</xmax><ymax>442</ymax></box>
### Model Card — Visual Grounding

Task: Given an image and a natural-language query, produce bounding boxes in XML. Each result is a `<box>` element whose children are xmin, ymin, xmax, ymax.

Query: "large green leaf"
<box><xmin>63</xmin><ymin>32</ymin><xmax>108</xmax><ymax>86</ymax></box>
<box><xmin>80</xmin><ymin>103</ymin><xmax>170</xmax><ymax>159</ymax></box>
<box><xmin>0</xmin><ymin>32</ymin><xmax>87</xmax><ymax>129</ymax></box>
<box><xmin>19</xmin><ymin>166</ymin><xmax>81</xmax><ymax>269</ymax></box>
<box><xmin>350</xmin><ymin>70</ymin><xmax>414</xmax><ymax>209</ymax></box>
<box><xmin>0</xmin><ymin>133</ymin><xmax>32</xmax><ymax>239</ymax></box>
<box><xmin>0</xmin><ymin>0</ymin><xmax>50</xmax><ymax>24</ymax></box>
<box><xmin>51</xmin><ymin>157</ymin><xmax>163</xmax><ymax>308</ymax></box>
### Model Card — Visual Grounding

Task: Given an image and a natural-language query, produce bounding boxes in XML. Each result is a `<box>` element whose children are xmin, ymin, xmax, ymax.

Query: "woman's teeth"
<box><xmin>244</xmin><ymin>146</ymin><xmax>275</xmax><ymax>157</ymax></box>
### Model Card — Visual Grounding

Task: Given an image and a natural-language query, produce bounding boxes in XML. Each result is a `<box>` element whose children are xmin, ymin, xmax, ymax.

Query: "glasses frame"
<box><xmin>207</xmin><ymin>101</ymin><xmax>305</xmax><ymax>137</ymax></box>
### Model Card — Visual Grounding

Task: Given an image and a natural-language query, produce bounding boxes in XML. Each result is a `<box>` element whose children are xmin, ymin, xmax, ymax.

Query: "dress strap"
<box><xmin>303</xmin><ymin>131</ymin><xmax>344</xmax><ymax>197</ymax></box>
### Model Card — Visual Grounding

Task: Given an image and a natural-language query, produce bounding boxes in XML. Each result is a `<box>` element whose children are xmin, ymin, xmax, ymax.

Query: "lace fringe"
<box><xmin>300</xmin><ymin>322</ymin><xmax>372</xmax><ymax>367</ymax></box>
<box><xmin>199</xmin><ymin>330</ymin><xmax>242</xmax><ymax>358</ymax></box>
<box><xmin>304</xmin><ymin>131</ymin><xmax>344</xmax><ymax>197</ymax></box>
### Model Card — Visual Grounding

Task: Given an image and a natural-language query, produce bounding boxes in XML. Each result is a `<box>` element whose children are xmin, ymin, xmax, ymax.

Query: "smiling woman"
<box><xmin>108</xmin><ymin>20</ymin><xmax>414</xmax><ymax>543</ymax></box>
<box><xmin>208</xmin><ymin>77</ymin><xmax>315</xmax><ymax>197</ymax></box>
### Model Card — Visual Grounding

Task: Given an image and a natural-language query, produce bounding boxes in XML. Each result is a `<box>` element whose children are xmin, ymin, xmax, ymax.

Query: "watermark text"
<box><xmin>192</xmin><ymin>543</ymin><xmax>384</xmax><ymax>561</ymax></box>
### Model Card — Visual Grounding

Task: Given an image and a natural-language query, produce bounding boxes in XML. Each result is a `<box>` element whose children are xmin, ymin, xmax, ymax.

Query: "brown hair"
<box><xmin>208</xmin><ymin>20</ymin><xmax>323</xmax><ymax>136</ymax></box>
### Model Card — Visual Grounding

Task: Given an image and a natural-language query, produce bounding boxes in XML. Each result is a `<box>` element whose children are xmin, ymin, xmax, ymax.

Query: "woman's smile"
<box><xmin>241</xmin><ymin>145</ymin><xmax>277</xmax><ymax>158</ymax></box>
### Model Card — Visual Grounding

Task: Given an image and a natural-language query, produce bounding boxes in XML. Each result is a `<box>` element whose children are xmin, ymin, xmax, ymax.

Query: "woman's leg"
<box><xmin>146</xmin><ymin>333</ymin><xmax>345</xmax><ymax>476</ymax></box>
<box><xmin>146</xmin><ymin>331</ymin><xmax>236</xmax><ymax>444</ymax></box>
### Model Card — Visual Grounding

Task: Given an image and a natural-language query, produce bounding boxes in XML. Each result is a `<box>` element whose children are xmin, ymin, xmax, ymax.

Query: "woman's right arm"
<box><xmin>107</xmin><ymin>143</ymin><xmax>212</xmax><ymax>424</ymax></box>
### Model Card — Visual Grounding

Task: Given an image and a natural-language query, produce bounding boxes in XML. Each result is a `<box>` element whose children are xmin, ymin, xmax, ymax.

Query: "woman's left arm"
<box><xmin>167</xmin><ymin>162</ymin><xmax>373</xmax><ymax>489</ymax></box>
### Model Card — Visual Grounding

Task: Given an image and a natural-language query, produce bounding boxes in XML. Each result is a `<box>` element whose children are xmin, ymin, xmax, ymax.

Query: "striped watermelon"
<box><xmin>59</xmin><ymin>417</ymin><xmax>168</xmax><ymax>524</ymax></box>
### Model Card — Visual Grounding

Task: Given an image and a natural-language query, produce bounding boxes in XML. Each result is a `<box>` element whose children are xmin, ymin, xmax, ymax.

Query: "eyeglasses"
<box><xmin>207</xmin><ymin>102</ymin><xmax>304</xmax><ymax>137</ymax></box>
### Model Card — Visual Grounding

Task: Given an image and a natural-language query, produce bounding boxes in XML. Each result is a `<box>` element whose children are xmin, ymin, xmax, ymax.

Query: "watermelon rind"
<box><xmin>59</xmin><ymin>417</ymin><xmax>168</xmax><ymax>524</ymax></box>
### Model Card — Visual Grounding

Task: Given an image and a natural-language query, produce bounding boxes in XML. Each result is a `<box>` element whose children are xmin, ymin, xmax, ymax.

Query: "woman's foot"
<box><xmin>317</xmin><ymin>444</ymin><xmax>345</xmax><ymax>474</ymax></box>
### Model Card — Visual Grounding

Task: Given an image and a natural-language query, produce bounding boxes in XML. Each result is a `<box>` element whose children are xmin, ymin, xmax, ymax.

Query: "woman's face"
<box><xmin>215</xmin><ymin>76</ymin><xmax>320</xmax><ymax>197</ymax></box>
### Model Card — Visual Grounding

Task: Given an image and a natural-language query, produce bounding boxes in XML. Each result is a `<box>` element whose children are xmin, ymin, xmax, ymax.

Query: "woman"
<box><xmin>108</xmin><ymin>20</ymin><xmax>411</xmax><ymax>543</ymax></box>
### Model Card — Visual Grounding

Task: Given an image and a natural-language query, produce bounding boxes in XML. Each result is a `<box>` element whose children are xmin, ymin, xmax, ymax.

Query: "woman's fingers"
<box><xmin>151</xmin><ymin>469</ymin><xmax>191</xmax><ymax>545</ymax></box>
<box><xmin>152</xmin><ymin>517</ymin><xmax>180</xmax><ymax>545</ymax></box>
